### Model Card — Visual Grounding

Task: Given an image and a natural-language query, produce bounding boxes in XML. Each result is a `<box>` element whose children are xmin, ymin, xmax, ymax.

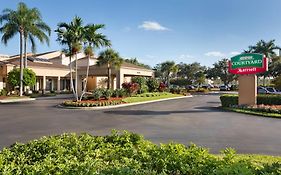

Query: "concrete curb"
<box><xmin>0</xmin><ymin>98</ymin><xmax>36</xmax><ymax>104</ymax></box>
<box><xmin>58</xmin><ymin>95</ymin><xmax>193</xmax><ymax>110</ymax></box>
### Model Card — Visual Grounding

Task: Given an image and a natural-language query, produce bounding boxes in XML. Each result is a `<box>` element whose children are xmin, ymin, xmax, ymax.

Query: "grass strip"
<box><xmin>123</xmin><ymin>93</ymin><xmax>183</xmax><ymax>103</ymax></box>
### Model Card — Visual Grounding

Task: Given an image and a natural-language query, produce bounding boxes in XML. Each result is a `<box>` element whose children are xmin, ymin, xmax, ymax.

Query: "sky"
<box><xmin>1</xmin><ymin>0</ymin><xmax>281</xmax><ymax>67</ymax></box>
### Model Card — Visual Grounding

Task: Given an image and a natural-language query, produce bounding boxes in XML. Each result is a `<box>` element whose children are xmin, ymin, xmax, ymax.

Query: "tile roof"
<box><xmin>1</xmin><ymin>58</ymin><xmax>68</xmax><ymax>69</ymax></box>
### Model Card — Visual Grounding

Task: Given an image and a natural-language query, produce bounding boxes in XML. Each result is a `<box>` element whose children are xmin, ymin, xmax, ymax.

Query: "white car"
<box><xmin>219</xmin><ymin>85</ymin><xmax>229</xmax><ymax>91</ymax></box>
<box><xmin>265</xmin><ymin>87</ymin><xmax>281</xmax><ymax>95</ymax></box>
<box><xmin>257</xmin><ymin>87</ymin><xmax>281</xmax><ymax>94</ymax></box>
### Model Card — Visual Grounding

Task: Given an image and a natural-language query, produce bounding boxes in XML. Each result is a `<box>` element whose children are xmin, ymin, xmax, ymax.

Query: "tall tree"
<box><xmin>0</xmin><ymin>2</ymin><xmax>29</xmax><ymax>96</ymax></box>
<box><xmin>79</xmin><ymin>24</ymin><xmax>111</xmax><ymax>100</ymax></box>
<box><xmin>206</xmin><ymin>58</ymin><xmax>236</xmax><ymax>85</ymax></box>
<box><xmin>97</xmin><ymin>49</ymin><xmax>123</xmax><ymax>89</ymax></box>
<box><xmin>56</xmin><ymin>16</ymin><xmax>84</xmax><ymax>100</ymax></box>
<box><xmin>174</xmin><ymin>62</ymin><xmax>205</xmax><ymax>84</ymax></box>
<box><xmin>124</xmin><ymin>58</ymin><xmax>151</xmax><ymax>69</ymax></box>
<box><xmin>159</xmin><ymin>61</ymin><xmax>178</xmax><ymax>86</ymax></box>
<box><xmin>23</xmin><ymin>7</ymin><xmax>51</xmax><ymax>68</ymax></box>
<box><xmin>248</xmin><ymin>39</ymin><xmax>280</xmax><ymax>85</ymax></box>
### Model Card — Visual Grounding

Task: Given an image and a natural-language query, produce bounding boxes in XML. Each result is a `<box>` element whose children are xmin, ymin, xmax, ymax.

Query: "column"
<box><xmin>42</xmin><ymin>76</ymin><xmax>46</xmax><ymax>94</ymax></box>
<box><xmin>116</xmin><ymin>70</ymin><xmax>124</xmax><ymax>89</ymax></box>
<box><xmin>35</xmin><ymin>78</ymin><xmax>39</xmax><ymax>91</ymax></box>
<box><xmin>51</xmin><ymin>79</ymin><xmax>55</xmax><ymax>91</ymax></box>
<box><xmin>57</xmin><ymin>76</ymin><xmax>61</xmax><ymax>93</ymax></box>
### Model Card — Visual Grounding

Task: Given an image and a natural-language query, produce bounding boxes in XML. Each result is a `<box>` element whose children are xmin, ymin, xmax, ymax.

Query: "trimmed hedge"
<box><xmin>220</xmin><ymin>95</ymin><xmax>238</xmax><ymax>107</ymax></box>
<box><xmin>220</xmin><ymin>94</ymin><xmax>281</xmax><ymax>107</ymax></box>
<box><xmin>0</xmin><ymin>131</ymin><xmax>280</xmax><ymax>174</ymax></box>
<box><xmin>257</xmin><ymin>95</ymin><xmax>281</xmax><ymax>105</ymax></box>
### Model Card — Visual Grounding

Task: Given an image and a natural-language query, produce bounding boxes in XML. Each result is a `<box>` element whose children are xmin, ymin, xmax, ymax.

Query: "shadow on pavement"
<box><xmin>104</xmin><ymin>107</ymin><xmax>222</xmax><ymax>116</ymax></box>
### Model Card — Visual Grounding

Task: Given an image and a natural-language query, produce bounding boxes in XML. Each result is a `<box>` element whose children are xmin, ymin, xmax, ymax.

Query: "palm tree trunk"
<box><xmin>75</xmin><ymin>53</ymin><xmax>78</xmax><ymax>101</ymax></box>
<box><xmin>19</xmin><ymin>31</ymin><xmax>24</xmax><ymax>96</ymax></box>
<box><xmin>24</xmin><ymin>37</ymin><xmax>27</xmax><ymax>68</ymax></box>
<box><xmin>69</xmin><ymin>54</ymin><xmax>76</xmax><ymax>99</ymax></box>
<box><xmin>23</xmin><ymin>36</ymin><xmax>27</xmax><ymax>93</ymax></box>
<box><xmin>107</xmin><ymin>63</ymin><xmax>111</xmax><ymax>89</ymax></box>
<box><xmin>79</xmin><ymin>55</ymin><xmax>90</xmax><ymax>101</ymax></box>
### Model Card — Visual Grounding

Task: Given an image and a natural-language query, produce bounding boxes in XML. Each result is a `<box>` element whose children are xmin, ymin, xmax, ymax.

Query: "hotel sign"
<box><xmin>228</xmin><ymin>53</ymin><xmax>268</xmax><ymax>74</ymax></box>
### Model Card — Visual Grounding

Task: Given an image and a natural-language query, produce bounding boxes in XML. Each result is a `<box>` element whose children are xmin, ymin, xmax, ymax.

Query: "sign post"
<box><xmin>228</xmin><ymin>53</ymin><xmax>268</xmax><ymax>105</ymax></box>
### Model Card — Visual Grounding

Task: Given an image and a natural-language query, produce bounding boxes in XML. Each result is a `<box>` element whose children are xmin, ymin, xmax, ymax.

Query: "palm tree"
<box><xmin>97</xmin><ymin>49</ymin><xmax>123</xmax><ymax>89</ymax></box>
<box><xmin>250</xmin><ymin>40</ymin><xmax>280</xmax><ymax>58</ymax></box>
<box><xmin>23</xmin><ymin>7</ymin><xmax>51</xmax><ymax>68</ymax></box>
<box><xmin>79</xmin><ymin>24</ymin><xmax>111</xmax><ymax>100</ymax></box>
<box><xmin>249</xmin><ymin>40</ymin><xmax>280</xmax><ymax>85</ymax></box>
<box><xmin>0</xmin><ymin>2</ymin><xmax>29</xmax><ymax>96</ymax></box>
<box><xmin>160</xmin><ymin>61</ymin><xmax>178</xmax><ymax>87</ymax></box>
<box><xmin>56</xmin><ymin>16</ymin><xmax>84</xmax><ymax>100</ymax></box>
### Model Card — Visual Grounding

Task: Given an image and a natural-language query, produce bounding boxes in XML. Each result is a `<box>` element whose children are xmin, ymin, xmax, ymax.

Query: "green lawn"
<box><xmin>123</xmin><ymin>92</ymin><xmax>183</xmax><ymax>103</ymax></box>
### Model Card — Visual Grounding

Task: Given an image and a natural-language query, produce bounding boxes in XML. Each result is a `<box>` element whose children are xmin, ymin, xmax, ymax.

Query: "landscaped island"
<box><xmin>62</xmin><ymin>77</ymin><xmax>189</xmax><ymax>108</ymax></box>
<box><xmin>0</xmin><ymin>131</ymin><xmax>280</xmax><ymax>174</ymax></box>
<box><xmin>220</xmin><ymin>94</ymin><xmax>281</xmax><ymax>118</ymax></box>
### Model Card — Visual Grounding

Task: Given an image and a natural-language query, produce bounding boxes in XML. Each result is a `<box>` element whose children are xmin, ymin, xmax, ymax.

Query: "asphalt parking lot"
<box><xmin>0</xmin><ymin>94</ymin><xmax>281</xmax><ymax>155</ymax></box>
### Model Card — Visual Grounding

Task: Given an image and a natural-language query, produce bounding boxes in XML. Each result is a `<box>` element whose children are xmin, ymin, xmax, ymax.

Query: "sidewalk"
<box><xmin>0</xmin><ymin>97</ymin><xmax>35</xmax><ymax>103</ymax></box>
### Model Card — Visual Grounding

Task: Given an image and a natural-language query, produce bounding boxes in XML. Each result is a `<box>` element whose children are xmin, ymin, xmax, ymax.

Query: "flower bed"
<box><xmin>230</xmin><ymin>104</ymin><xmax>281</xmax><ymax>115</ymax></box>
<box><xmin>63</xmin><ymin>97</ymin><xmax>124</xmax><ymax>107</ymax></box>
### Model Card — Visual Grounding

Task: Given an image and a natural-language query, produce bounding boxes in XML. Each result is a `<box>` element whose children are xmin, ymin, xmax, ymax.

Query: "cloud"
<box><xmin>138</xmin><ymin>21</ymin><xmax>169</xmax><ymax>31</ymax></box>
<box><xmin>204</xmin><ymin>51</ymin><xmax>225</xmax><ymax>57</ymax></box>
<box><xmin>229</xmin><ymin>51</ymin><xmax>241</xmax><ymax>55</ymax></box>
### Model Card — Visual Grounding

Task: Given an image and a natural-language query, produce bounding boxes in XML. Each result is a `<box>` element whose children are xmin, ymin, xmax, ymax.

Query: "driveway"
<box><xmin>0</xmin><ymin>94</ymin><xmax>281</xmax><ymax>155</ymax></box>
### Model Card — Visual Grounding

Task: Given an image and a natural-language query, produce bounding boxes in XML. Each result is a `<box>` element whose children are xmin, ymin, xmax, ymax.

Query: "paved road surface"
<box><xmin>0</xmin><ymin>94</ymin><xmax>281</xmax><ymax>155</ymax></box>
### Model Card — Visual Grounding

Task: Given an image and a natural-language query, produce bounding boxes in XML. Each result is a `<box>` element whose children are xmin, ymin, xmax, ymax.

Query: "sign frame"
<box><xmin>228</xmin><ymin>53</ymin><xmax>268</xmax><ymax>75</ymax></box>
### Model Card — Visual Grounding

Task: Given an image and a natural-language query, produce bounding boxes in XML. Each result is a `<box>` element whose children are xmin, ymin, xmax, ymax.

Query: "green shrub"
<box><xmin>257</xmin><ymin>94</ymin><xmax>281</xmax><ymax>105</ymax></box>
<box><xmin>197</xmin><ymin>88</ymin><xmax>209</xmax><ymax>93</ymax></box>
<box><xmin>220</xmin><ymin>94</ymin><xmax>281</xmax><ymax>107</ymax></box>
<box><xmin>220</xmin><ymin>95</ymin><xmax>239</xmax><ymax>107</ymax></box>
<box><xmin>131</xmin><ymin>76</ymin><xmax>148</xmax><ymax>94</ymax></box>
<box><xmin>7</xmin><ymin>68</ymin><xmax>36</xmax><ymax>88</ymax></box>
<box><xmin>102</xmin><ymin>89</ymin><xmax>113</xmax><ymax>100</ymax></box>
<box><xmin>0</xmin><ymin>88</ymin><xmax>7</xmax><ymax>96</ymax></box>
<box><xmin>113</xmin><ymin>88</ymin><xmax>126</xmax><ymax>98</ymax></box>
<box><xmin>91</xmin><ymin>88</ymin><xmax>103</xmax><ymax>100</ymax></box>
<box><xmin>0</xmin><ymin>131</ymin><xmax>280</xmax><ymax>174</ymax></box>
<box><xmin>147</xmin><ymin>78</ymin><xmax>159</xmax><ymax>92</ymax></box>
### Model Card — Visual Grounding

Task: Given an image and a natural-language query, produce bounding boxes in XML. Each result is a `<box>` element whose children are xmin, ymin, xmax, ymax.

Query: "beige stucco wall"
<box><xmin>121</xmin><ymin>67</ymin><xmax>153</xmax><ymax>77</ymax></box>
<box><xmin>238</xmin><ymin>75</ymin><xmax>257</xmax><ymax>105</ymax></box>
<box><xmin>28</xmin><ymin>66</ymin><xmax>70</xmax><ymax>77</ymax></box>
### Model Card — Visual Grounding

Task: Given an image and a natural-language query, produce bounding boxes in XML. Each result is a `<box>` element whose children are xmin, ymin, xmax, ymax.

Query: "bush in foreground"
<box><xmin>0</xmin><ymin>131</ymin><xmax>280</xmax><ymax>174</ymax></box>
